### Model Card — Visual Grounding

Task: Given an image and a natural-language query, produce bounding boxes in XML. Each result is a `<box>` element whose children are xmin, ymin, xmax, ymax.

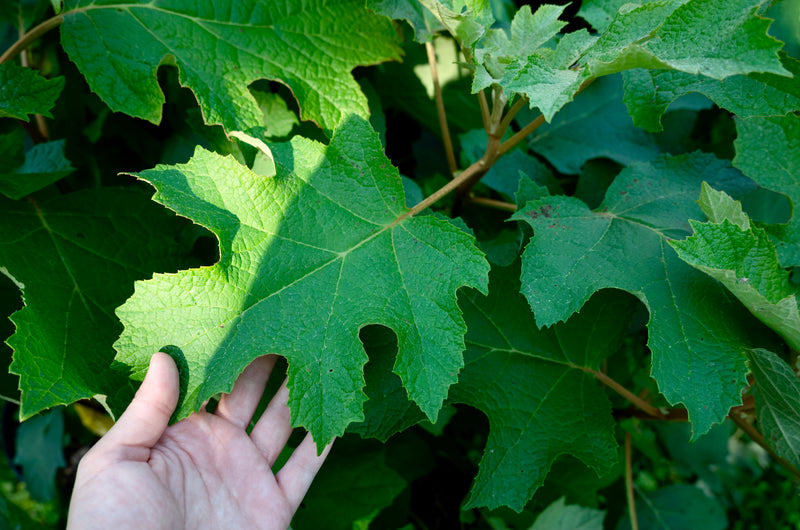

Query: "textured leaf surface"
<box><xmin>746</xmin><ymin>348</ymin><xmax>800</xmax><ymax>469</ymax></box>
<box><xmin>616</xmin><ymin>485</ymin><xmax>726</xmax><ymax>530</ymax></box>
<box><xmin>670</xmin><ymin>184</ymin><xmax>800</xmax><ymax>350</ymax></box>
<box><xmin>622</xmin><ymin>54</ymin><xmax>800</xmax><ymax>132</ymax></box>
<box><xmin>59</xmin><ymin>0</ymin><xmax>401</xmax><ymax>132</ymax></box>
<box><xmin>417</xmin><ymin>0</ymin><xmax>493</xmax><ymax>46</ymax></box>
<box><xmin>291</xmin><ymin>444</ymin><xmax>406</xmax><ymax>530</ymax></box>
<box><xmin>527</xmin><ymin>75</ymin><xmax>659</xmax><ymax>174</ymax></box>
<box><xmin>530</xmin><ymin>497</ymin><xmax>604</xmax><ymax>530</ymax></box>
<box><xmin>513</xmin><ymin>152</ymin><xmax>772</xmax><ymax>436</ymax></box>
<box><xmin>0</xmin><ymin>140</ymin><xmax>75</xmax><ymax>200</ymax></box>
<box><xmin>733</xmin><ymin>115</ymin><xmax>800</xmax><ymax>266</ymax></box>
<box><xmin>13</xmin><ymin>408</ymin><xmax>64</xmax><ymax>502</ymax></box>
<box><xmin>0</xmin><ymin>189</ymin><xmax>191</xmax><ymax>419</ymax></box>
<box><xmin>115</xmin><ymin>117</ymin><xmax>489</xmax><ymax>446</ymax></box>
<box><xmin>0</xmin><ymin>63</ymin><xmax>64</xmax><ymax>122</ymax></box>
<box><xmin>449</xmin><ymin>263</ymin><xmax>633</xmax><ymax>511</ymax></box>
<box><xmin>581</xmin><ymin>0</ymin><xmax>790</xmax><ymax>80</ymax></box>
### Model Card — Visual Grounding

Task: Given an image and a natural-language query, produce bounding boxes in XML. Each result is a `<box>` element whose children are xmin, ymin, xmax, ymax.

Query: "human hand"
<box><xmin>67</xmin><ymin>353</ymin><xmax>331</xmax><ymax>530</ymax></box>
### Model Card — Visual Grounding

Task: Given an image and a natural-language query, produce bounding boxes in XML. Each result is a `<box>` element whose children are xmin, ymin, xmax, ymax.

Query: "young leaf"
<box><xmin>449</xmin><ymin>263</ymin><xmax>635</xmax><ymax>511</ymax></box>
<box><xmin>733</xmin><ymin>115</ymin><xmax>800</xmax><ymax>266</ymax></box>
<box><xmin>669</xmin><ymin>184</ymin><xmax>800</xmax><ymax>350</ymax></box>
<box><xmin>114</xmin><ymin>117</ymin><xmax>490</xmax><ymax>447</ymax></box>
<box><xmin>513</xmin><ymin>152</ymin><xmax>775</xmax><ymax>437</ymax></box>
<box><xmin>417</xmin><ymin>0</ymin><xmax>493</xmax><ymax>46</ymax></box>
<box><xmin>59</xmin><ymin>0</ymin><xmax>401</xmax><ymax>133</ymax></box>
<box><xmin>530</xmin><ymin>497</ymin><xmax>604</xmax><ymax>530</ymax></box>
<box><xmin>622</xmin><ymin>53</ymin><xmax>800</xmax><ymax>132</ymax></box>
<box><xmin>0</xmin><ymin>189</ymin><xmax>193</xmax><ymax>419</ymax></box>
<box><xmin>746</xmin><ymin>348</ymin><xmax>800</xmax><ymax>469</ymax></box>
<box><xmin>0</xmin><ymin>63</ymin><xmax>64</xmax><ymax>122</ymax></box>
<box><xmin>581</xmin><ymin>0</ymin><xmax>790</xmax><ymax>80</ymax></box>
<box><xmin>0</xmin><ymin>140</ymin><xmax>75</xmax><ymax>200</ymax></box>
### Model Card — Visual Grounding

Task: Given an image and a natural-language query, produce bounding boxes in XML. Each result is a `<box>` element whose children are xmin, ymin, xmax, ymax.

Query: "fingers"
<box><xmin>215</xmin><ymin>354</ymin><xmax>277</xmax><ymax>429</ymax></box>
<box><xmin>276</xmin><ymin>433</ymin><xmax>333</xmax><ymax>513</ymax></box>
<box><xmin>248</xmin><ymin>380</ymin><xmax>293</xmax><ymax>465</ymax></box>
<box><xmin>101</xmin><ymin>352</ymin><xmax>179</xmax><ymax>450</ymax></box>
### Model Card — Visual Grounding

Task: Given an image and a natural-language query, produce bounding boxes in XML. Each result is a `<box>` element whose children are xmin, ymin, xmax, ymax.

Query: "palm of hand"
<box><xmin>67</xmin><ymin>354</ymin><xmax>330</xmax><ymax>530</ymax></box>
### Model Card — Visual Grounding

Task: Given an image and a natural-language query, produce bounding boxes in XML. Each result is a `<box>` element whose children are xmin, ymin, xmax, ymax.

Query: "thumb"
<box><xmin>101</xmin><ymin>352</ymin><xmax>180</xmax><ymax>449</ymax></box>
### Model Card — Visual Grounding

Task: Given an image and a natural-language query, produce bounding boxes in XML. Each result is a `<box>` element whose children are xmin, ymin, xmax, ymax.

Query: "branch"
<box><xmin>588</xmin><ymin>368</ymin><xmax>666</xmax><ymax>419</ymax></box>
<box><xmin>625</xmin><ymin>432</ymin><xmax>639</xmax><ymax>530</ymax></box>
<box><xmin>498</xmin><ymin>114</ymin><xmax>545</xmax><ymax>157</ymax></box>
<box><xmin>467</xmin><ymin>196</ymin><xmax>516</xmax><ymax>212</ymax></box>
<box><xmin>495</xmin><ymin>96</ymin><xmax>527</xmax><ymax>137</ymax></box>
<box><xmin>477</xmin><ymin>90</ymin><xmax>491</xmax><ymax>133</ymax></box>
<box><xmin>0</xmin><ymin>15</ymin><xmax>64</xmax><ymax>64</ymax></box>
<box><xmin>395</xmin><ymin>156</ymin><xmax>489</xmax><ymax>223</ymax></box>
<box><xmin>425</xmin><ymin>40</ymin><xmax>457</xmax><ymax>176</ymax></box>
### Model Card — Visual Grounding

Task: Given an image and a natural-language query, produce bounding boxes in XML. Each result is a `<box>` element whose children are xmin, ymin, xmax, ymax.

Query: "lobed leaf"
<box><xmin>59</xmin><ymin>0</ymin><xmax>402</xmax><ymax>133</ymax></box>
<box><xmin>669</xmin><ymin>184</ymin><xmax>800</xmax><ymax>350</ymax></box>
<box><xmin>733</xmin><ymin>115</ymin><xmax>800</xmax><ymax>266</ymax></box>
<box><xmin>0</xmin><ymin>189</ymin><xmax>193</xmax><ymax>419</ymax></box>
<box><xmin>449</xmin><ymin>263</ymin><xmax>634</xmax><ymax>511</ymax></box>
<box><xmin>746</xmin><ymin>348</ymin><xmax>800</xmax><ymax>470</ymax></box>
<box><xmin>0</xmin><ymin>63</ymin><xmax>64</xmax><ymax>122</ymax></box>
<box><xmin>530</xmin><ymin>497</ymin><xmax>605</xmax><ymax>530</ymax></box>
<box><xmin>513</xmin><ymin>152</ymin><xmax>777</xmax><ymax>437</ymax></box>
<box><xmin>114</xmin><ymin>117</ymin><xmax>489</xmax><ymax>447</ymax></box>
<box><xmin>623</xmin><ymin>53</ymin><xmax>800</xmax><ymax>132</ymax></box>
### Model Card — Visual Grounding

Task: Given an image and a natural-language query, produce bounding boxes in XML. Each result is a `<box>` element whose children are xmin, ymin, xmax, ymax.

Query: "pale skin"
<box><xmin>67</xmin><ymin>352</ymin><xmax>331</xmax><ymax>530</ymax></box>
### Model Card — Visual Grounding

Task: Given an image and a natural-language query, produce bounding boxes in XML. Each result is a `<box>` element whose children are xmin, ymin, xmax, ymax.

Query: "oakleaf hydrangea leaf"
<box><xmin>59</xmin><ymin>0</ymin><xmax>401</xmax><ymax>133</ymax></box>
<box><xmin>669</xmin><ymin>184</ymin><xmax>800</xmax><ymax>350</ymax></box>
<box><xmin>513</xmin><ymin>152</ymin><xmax>775</xmax><ymax>437</ymax></box>
<box><xmin>622</xmin><ymin>53</ymin><xmax>800</xmax><ymax>132</ymax></box>
<box><xmin>449</xmin><ymin>263</ymin><xmax>634</xmax><ymax>511</ymax></box>
<box><xmin>746</xmin><ymin>348</ymin><xmax>800</xmax><ymax>469</ymax></box>
<box><xmin>0</xmin><ymin>140</ymin><xmax>75</xmax><ymax>200</ymax></box>
<box><xmin>581</xmin><ymin>0</ymin><xmax>790</xmax><ymax>80</ymax></box>
<box><xmin>0</xmin><ymin>189</ymin><xmax>193</xmax><ymax>419</ymax></box>
<box><xmin>114</xmin><ymin>117</ymin><xmax>489</xmax><ymax>446</ymax></box>
<box><xmin>733</xmin><ymin>115</ymin><xmax>800</xmax><ymax>266</ymax></box>
<box><xmin>0</xmin><ymin>63</ymin><xmax>64</xmax><ymax>122</ymax></box>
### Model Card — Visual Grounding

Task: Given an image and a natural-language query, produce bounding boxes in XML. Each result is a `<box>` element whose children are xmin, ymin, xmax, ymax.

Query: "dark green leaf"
<box><xmin>0</xmin><ymin>140</ymin><xmax>75</xmax><ymax>200</ymax></box>
<box><xmin>0</xmin><ymin>63</ymin><xmax>64</xmax><ymax>122</ymax></box>
<box><xmin>13</xmin><ymin>408</ymin><xmax>64</xmax><ymax>502</ymax></box>
<box><xmin>0</xmin><ymin>189</ymin><xmax>193</xmax><ymax>419</ymax></box>
<box><xmin>450</xmin><ymin>262</ymin><xmax>635</xmax><ymax>510</ymax></box>
<box><xmin>513</xmin><ymin>152</ymin><xmax>774</xmax><ymax>437</ymax></box>
<box><xmin>733</xmin><ymin>115</ymin><xmax>800</xmax><ymax>266</ymax></box>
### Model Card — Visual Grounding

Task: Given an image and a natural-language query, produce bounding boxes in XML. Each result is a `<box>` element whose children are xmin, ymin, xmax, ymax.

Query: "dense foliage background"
<box><xmin>1</xmin><ymin>0</ymin><xmax>800</xmax><ymax>528</ymax></box>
